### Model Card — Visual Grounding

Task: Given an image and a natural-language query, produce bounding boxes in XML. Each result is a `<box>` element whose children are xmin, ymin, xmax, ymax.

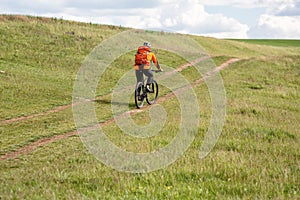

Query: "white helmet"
<box><xmin>143</xmin><ymin>41</ymin><xmax>151</xmax><ymax>48</ymax></box>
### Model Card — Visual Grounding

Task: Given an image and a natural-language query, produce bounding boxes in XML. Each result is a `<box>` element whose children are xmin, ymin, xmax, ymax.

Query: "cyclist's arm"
<box><xmin>149</xmin><ymin>52</ymin><xmax>161</xmax><ymax>70</ymax></box>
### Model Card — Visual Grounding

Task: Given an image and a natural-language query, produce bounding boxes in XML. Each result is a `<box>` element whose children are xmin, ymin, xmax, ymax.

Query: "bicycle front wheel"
<box><xmin>146</xmin><ymin>80</ymin><xmax>159</xmax><ymax>105</ymax></box>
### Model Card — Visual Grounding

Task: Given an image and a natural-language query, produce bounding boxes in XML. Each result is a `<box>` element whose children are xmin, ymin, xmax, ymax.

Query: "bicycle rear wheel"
<box><xmin>134</xmin><ymin>82</ymin><xmax>145</xmax><ymax>109</ymax></box>
<box><xmin>146</xmin><ymin>80</ymin><xmax>159</xmax><ymax>105</ymax></box>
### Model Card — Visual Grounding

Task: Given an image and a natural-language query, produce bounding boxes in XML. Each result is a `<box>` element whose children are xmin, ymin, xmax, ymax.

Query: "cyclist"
<box><xmin>134</xmin><ymin>41</ymin><xmax>162</xmax><ymax>100</ymax></box>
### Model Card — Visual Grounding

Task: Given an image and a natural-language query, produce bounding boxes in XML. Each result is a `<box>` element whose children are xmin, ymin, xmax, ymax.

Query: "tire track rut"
<box><xmin>1</xmin><ymin>58</ymin><xmax>240</xmax><ymax>160</ymax></box>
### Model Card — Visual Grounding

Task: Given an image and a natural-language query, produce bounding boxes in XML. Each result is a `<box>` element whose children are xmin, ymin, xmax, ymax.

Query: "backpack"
<box><xmin>135</xmin><ymin>46</ymin><xmax>150</xmax><ymax>65</ymax></box>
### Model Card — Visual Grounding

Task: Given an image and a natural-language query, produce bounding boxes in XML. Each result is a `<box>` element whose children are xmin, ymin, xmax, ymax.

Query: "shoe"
<box><xmin>146</xmin><ymin>85</ymin><xmax>151</xmax><ymax>92</ymax></box>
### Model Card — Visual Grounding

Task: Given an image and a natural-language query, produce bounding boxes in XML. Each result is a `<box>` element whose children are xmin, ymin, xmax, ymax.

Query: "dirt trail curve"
<box><xmin>0</xmin><ymin>58</ymin><xmax>240</xmax><ymax>161</ymax></box>
<box><xmin>0</xmin><ymin>56</ymin><xmax>210</xmax><ymax>126</ymax></box>
<box><xmin>0</xmin><ymin>105</ymin><xmax>74</xmax><ymax>125</ymax></box>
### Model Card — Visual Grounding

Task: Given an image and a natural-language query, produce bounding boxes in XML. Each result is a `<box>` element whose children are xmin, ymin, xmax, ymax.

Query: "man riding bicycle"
<box><xmin>134</xmin><ymin>42</ymin><xmax>162</xmax><ymax>100</ymax></box>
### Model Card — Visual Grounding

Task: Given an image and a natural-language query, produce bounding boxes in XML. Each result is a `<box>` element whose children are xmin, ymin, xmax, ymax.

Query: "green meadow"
<box><xmin>229</xmin><ymin>39</ymin><xmax>300</xmax><ymax>47</ymax></box>
<box><xmin>0</xmin><ymin>15</ymin><xmax>299</xmax><ymax>199</ymax></box>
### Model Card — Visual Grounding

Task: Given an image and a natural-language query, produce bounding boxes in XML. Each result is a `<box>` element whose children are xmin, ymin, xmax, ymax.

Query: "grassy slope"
<box><xmin>228</xmin><ymin>39</ymin><xmax>300</xmax><ymax>47</ymax></box>
<box><xmin>0</xmin><ymin>15</ymin><xmax>300</xmax><ymax>199</ymax></box>
<box><xmin>0</xmin><ymin>15</ymin><xmax>125</xmax><ymax>120</ymax></box>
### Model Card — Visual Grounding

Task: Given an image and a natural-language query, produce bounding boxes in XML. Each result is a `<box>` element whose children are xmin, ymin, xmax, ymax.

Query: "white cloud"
<box><xmin>63</xmin><ymin>0</ymin><xmax>161</xmax><ymax>9</ymax></box>
<box><xmin>200</xmin><ymin>0</ymin><xmax>300</xmax><ymax>38</ymax></box>
<box><xmin>42</xmin><ymin>0</ymin><xmax>248</xmax><ymax>38</ymax></box>
<box><xmin>0</xmin><ymin>0</ymin><xmax>64</xmax><ymax>13</ymax></box>
<box><xmin>248</xmin><ymin>14</ymin><xmax>300</xmax><ymax>38</ymax></box>
<box><xmin>88</xmin><ymin>0</ymin><xmax>249</xmax><ymax>38</ymax></box>
<box><xmin>199</xmin><ymin>0</ymin><xmax>296</xmax><ymax>8</ymax></box>
<box><xmin>1</xmin><ymin>0</ymin><xmax>299</xmax><ymax>38</ymax></box>
<box><xmin>271</xmin><ymin>1</ymin><xmax>300</xmax><ymax>16</ymax></box>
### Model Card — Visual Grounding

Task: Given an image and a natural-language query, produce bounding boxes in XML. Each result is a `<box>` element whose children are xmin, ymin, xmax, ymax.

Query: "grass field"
<box><xmin>228</xmin><ymin>39</ymin><xmax>300</xmax><ymax>47</ymax></box>
<box><xmin>0</xmin><ymin>15</ymin><xmax>300</xmax><ymax>199</ymax></box>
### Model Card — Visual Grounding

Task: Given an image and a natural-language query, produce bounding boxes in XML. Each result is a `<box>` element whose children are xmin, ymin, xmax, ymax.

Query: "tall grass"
<box><xmin>0</xmin><ymin>15</ymin><xmax>299</xmax><ymax>199</ymax></box>
<box><xmin>228</xmin><ymin>39</ymin><xmax>300</xmax><ymax>47</ymax></box>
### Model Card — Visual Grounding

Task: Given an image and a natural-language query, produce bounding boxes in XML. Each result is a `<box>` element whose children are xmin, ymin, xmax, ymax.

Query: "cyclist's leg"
<box><xmin>143</xmin><ymin>68</ymin><xmax>153</xmax><ymax>92</ymax></box>
<box><xmin>135</xmin><ymin>68</ymin><xmax>144</xmax><ymax>83</ymax></box>
<box><xmin>143</xmin><ymin>68</ymin><xmax>154</xmax><ymax>84</ymax></box>
<box><xmin>135</xmin><ymin>66</ymin><xmax>144</xmax><ymax>97</ymax></box>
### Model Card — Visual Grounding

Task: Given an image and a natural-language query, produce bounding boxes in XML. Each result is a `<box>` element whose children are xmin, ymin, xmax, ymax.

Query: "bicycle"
<box><xmin>134</xmin><ymin>71</ymin><xmax>160</xmax><ymax>109</ymax></box>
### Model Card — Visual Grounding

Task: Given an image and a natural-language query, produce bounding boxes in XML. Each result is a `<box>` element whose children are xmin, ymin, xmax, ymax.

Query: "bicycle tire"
<box><xmin>134</xmin><ymin>82</ymin><xmax>145</xmax><ymax>109</ymax></box>
<box><xmin>146</xmin><ymin>80</ymin><xmax>159</xmax><ymax>105</ymax></box>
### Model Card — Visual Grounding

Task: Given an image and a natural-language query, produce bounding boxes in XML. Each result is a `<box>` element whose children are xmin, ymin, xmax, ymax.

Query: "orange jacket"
<box><xmin>134</xmin><ymin>51</ymin><xmax>158</xmax><ymax>70</ymax></box>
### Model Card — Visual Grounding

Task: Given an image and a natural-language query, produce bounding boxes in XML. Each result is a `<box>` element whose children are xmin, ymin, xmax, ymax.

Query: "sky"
<box><xmin>1</xmin><ymin>0</ymin><xmax>300</xmax><ymax>39</ymax></box>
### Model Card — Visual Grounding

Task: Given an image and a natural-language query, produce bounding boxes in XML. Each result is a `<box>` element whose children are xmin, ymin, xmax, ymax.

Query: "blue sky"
<box><xmin>1</xmin><ymin>0</ymin><xmax>299</xmax><ymax>39</ymax></box>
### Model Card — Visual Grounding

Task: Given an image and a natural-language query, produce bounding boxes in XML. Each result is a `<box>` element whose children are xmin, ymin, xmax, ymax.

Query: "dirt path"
<box><xmin>0</xmin><ymin>104</ymin><xmax>73</xmax><ymax>125</ymax></box>
<box><xmin>0</xmin><ymin>58</ymin><xmax>240</xmax><ymax>161</ymax></box>
<box><xmin>0</xmin><ymin>56</ymin><xmax>211</xmax><ymax>126</ymax></box>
